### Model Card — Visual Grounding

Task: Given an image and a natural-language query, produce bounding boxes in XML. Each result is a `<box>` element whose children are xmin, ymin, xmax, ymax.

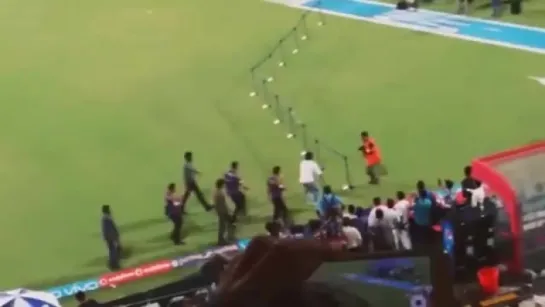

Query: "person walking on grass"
<box><xmin>224</xmin><ymin>161</ymin><xmax>249</xmax><ymax>223</ymax></box>
<box><xmin>268</xmin><ymin>165</ymin><xmax>289</xmax><ymax>225</ymax></box>
<box><xmin>165</xmin><ymin>183</ymin><xmax>184</xmax><ymax>245</ymax></box>
<box><xmin>358</xmin><ymin>131</ymin><xmax>384</xmax><ymax>185</ymax></box>
<box><xmin>299</xmin><ymin>151</ymin><xmax>323</xmax><ymax>206</ymax></box>
<box><xmin>214</xmin><ymin>178</ymin><xmax>235</xmax><ymax>246</ymax></box>
<box><xmin>181</xmin><ymin>151</ymin><xmax>214</xmax><ymax>213</ymax></box>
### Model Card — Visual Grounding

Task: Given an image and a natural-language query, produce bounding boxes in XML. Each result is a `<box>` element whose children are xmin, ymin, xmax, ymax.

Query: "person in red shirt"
<box><xmin>358</xmin><ymin>131</ymin><xmax>383</xmax><ymax>185</ymax></box>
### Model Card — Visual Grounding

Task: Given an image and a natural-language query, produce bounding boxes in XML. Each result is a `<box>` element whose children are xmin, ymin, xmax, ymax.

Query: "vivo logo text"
<box><xmin>48</xmin><ymin>279</ymin><xmax>100</xmax><ymax>299</ymax></box>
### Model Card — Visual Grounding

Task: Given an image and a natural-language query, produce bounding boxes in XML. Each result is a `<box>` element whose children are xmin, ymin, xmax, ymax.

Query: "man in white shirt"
<box><xmin>342</xmin><ymin>217</ymin><xmax>362</xmax><ymax>250</ymax></box>
<box><xmin>299</xmin><ymin>151</ymin><xmax>323</xmax><ymax>205</ymax></box>
<box><xmin>468</xmin><ymin>181</ymin><xmax>486</xmax><ymax>209</ymax></box>
<box><xmin>367</xmin><ymin>197</ymin><xmax>390</xmax><ymax>227</ymax></box>
<box><xmin>392</xmin><ymin>191</ymin><xmax>412</xmax><ymax>250</ymax></box>
<box><xmin>368</xmin><ymin>197</ymin><xmax>401</xmax><ymax>250</ymax></box>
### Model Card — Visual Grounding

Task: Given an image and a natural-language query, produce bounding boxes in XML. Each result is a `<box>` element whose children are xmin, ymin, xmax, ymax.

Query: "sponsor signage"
<box><xmin>44</xmin><ymin>241</ymin><xmax>249</xmax><ymax>299</ymax></box>
<box><xmin>48</xmin><ymin>279</ymin><xmax>100</xmax><ymax>299</ymax></box>
<box><xmin>175</xmin><ymin>244</ymin><xmax>239</xmax><ymax>267</ymax></box>
<box><xmin>99</xmin><ymin>260</ymin><xmax>173</xmax><ymax>287</ymax></box>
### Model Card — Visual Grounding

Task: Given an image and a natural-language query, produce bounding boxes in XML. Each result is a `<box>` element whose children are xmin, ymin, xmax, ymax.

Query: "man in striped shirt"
<box><xmin>224</xmin><ymin>161</ymin><xmax>248</xmax><ymax>222</ymax></box>
<box><xmin>181</xmin><ymin>151</ymin><xmax>213</xmax><ymax>212</ymax></box>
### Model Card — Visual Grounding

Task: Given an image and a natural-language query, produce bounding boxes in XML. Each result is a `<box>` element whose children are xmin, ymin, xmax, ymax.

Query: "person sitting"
<box><xmin>265</xmin><ymin>221</ymin><xmax>282</xmax><ymax>239</ymax></box>
<box><xmin>351</xmin><ymin>206</ymin><xmax>370</xmax><ymax>251</ymax></box>
<box><xmin>289</xmin><ymin>223</ymin><xmax>306</xmax><ymax>238</ymax></box>
<box><xmin>355</xmin><ymin>207</ymin><xmax>364</xmax><ymax>219</ymax></box>
<box><xmin>75</xmin><ymin>291</ymin><xmax>99</xmax><ymax>307</ymax></box>
<box><xmin>342</xmin><ymin>217</ymin><xmax>362</xmax><ymax>251</ymax></box>
<box><xmin>307</xmin><ymin>219</ymin><xmax>325</xmax><ymax>239</ymax></box>
<box><xmin>344</xmin><ymin>204</ymin><xmax>357</xmax><ymax>219</ymax></box>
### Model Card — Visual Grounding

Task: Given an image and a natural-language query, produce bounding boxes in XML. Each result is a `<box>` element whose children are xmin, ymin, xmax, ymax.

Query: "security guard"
<box><xmin>358</xmin><ymin>131</ymin><xmax>383</xmax><ymax>185</ymax></box>
<box><xmin>101</xmin><ymin>205</ymin><xmax>121</xmax><ymax>270</ymax></box>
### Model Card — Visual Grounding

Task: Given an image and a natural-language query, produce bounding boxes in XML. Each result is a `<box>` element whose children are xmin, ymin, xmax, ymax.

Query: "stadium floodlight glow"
<box><xmin>301</xmin><ymin>35</ymin><xmax>307</xmax><ymax>40</ymax></box>
<box><xmin>273</xmin><ymin>119</ymin><xmax>280</xmax><ymax>125</ymax></box>
<box><xmin>249</xmin><ymin>91</ymin><xmax>256</xmax><ymax>97</ymax></box>
<box><xmin>278</xmin><ymin>61</ymin><xmax>285</xmax><ymax>67</ymax></box>
<box><xmin>261</xmin><ymin>104</ymin><xmax>270</xmax><ymax>109</ymax></box>
<box><xmin>286</xmin><ymin>133</ymin><xmax>294</xmax><ymax>139</ymax></box>
<box><xmin>266</xmin><ymin>76</ymin><xmax>274</xmax><ymax>83</ymax></box>
<box><xmin>292</xmin><ymin>49</ymin><xmax>299</xmax><ymax>54</ymax></box>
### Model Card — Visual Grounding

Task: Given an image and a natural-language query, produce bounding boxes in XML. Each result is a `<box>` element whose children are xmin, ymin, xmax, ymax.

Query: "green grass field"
<box><xmin>1</xmin><ymin>0</ymin><xmax>545</xmax><ymax>303</ymax></box>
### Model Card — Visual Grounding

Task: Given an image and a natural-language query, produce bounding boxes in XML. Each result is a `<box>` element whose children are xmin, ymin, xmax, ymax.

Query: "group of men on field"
<box><xmin>101</xmin><ymin>131</ymin><xmax>387</xmax><ymax>270</ymax></box>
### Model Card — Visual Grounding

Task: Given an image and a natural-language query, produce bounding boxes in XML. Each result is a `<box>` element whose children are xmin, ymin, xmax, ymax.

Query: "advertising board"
<box><xmin>48</xmin><ymin>279</ymin><xmax>100</xmax><ymax>299</ymax></box>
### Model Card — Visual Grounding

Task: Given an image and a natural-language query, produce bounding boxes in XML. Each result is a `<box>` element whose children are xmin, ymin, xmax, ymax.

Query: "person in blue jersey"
<box><xmin>318</xmin><ymin>185</ymin><xmax>343</xmax><ymax>237</ymax></box>
<box><xmin>224</xmin><ymin>161</ymin><xmax>249</xmax><ymax>223</ymax></box>
<box><xmin>268</xmin><ymin>166</ymin><xmax>288</xmax><ymax>225</ymax></box>
<box><xmin>412</xmin><ymin>180</ymin><xmax>436</xmax><ymax>245</ymax></box>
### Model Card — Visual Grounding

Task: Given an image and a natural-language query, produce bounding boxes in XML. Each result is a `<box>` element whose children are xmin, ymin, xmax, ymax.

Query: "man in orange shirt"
<box><xmin>358</xmin><ymin>131</ymin><xmax>382</xmax><ymax>185</ymax></box>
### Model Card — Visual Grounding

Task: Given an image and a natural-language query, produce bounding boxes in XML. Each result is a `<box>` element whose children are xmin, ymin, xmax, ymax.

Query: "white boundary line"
<box><xmin>268</xmin><ymin>0</ymin><xmax>545</xmax><ymax>55</ymax></box>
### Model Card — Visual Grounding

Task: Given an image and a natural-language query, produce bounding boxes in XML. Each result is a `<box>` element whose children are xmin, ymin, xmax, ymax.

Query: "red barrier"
<box><xmin>99</xmin><ymin>260</ymin><xmax>173</xmax><ymax>287</ymax></box>
<box><xmin>471</xmin><ymin>141</ymin><xmax>545</xmax><ymax>274</ymax></box>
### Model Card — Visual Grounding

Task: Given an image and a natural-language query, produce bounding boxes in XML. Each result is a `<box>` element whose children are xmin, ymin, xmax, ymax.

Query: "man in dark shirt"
<box><xmin>224</xmin><ymin>161</ymin><xmax>248</xmax><ymax>223</ymax></box>
<box><xmin>268</xmin><ymin>166</ymin><xmax>288</xmax><ymax>225</ymax></box>
<box><xmin>214</xmin><ymin>178</ymin><xmax>234</xmax><ymax>245</ymax></box>
<box><xmin>101</xmin><ymin>205</ymin><xmax>121</xmax><ymax>270</ymax></box>
<box><xmin>461</xmin><ymin>165</ymin><xmax>478</xmax><ymax>202</ymax></box>
<box><xmin>461</xmin><ymin>165</ymin><xmax>478</xmax><ymax>190</ymax></box>
<box><xmin>75</xmin><ymin>291</ymin><xmax>100</xmax><ymax>307</ymax></box>
<box><xmin>265</xmin><ymin>221</ymin><xmax>282</xmax><ymax>238</ymax></box>
<box><xmin>181</xmin><ymin>151</ymin><xmax>213</xmax><ymax>212</ymax></box>
<box><xmin>165</xmin><ymin>183</ymin><xmax>184</xmax><ymax>245</ymax></box>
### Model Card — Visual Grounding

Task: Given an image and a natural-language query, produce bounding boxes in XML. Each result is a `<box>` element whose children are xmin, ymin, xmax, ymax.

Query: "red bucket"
<box><xmin>477</xmin><ymin>266</ymin><xmax>499</xmax><ymax>294</ymax></box>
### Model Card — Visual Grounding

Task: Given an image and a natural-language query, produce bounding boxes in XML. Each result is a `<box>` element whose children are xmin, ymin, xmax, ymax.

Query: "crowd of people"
<box><xmin>98</xmin><ymin>130</ymin><xmax>491</xmax><ymax>306</ymax></box>
<box><xmin>90</xmin><ymin>140</ymin><xmax>495</xmax><ymax>307</ymax></box>
<box><xmin>264</xmin><ymin>164</ymin><xmax>487</xmax><ymax>255</ymax></box>
<box><xmin>101</xmin><ymin>131</ymin><xmax>386</xmax><ymax>270</ymax></box>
